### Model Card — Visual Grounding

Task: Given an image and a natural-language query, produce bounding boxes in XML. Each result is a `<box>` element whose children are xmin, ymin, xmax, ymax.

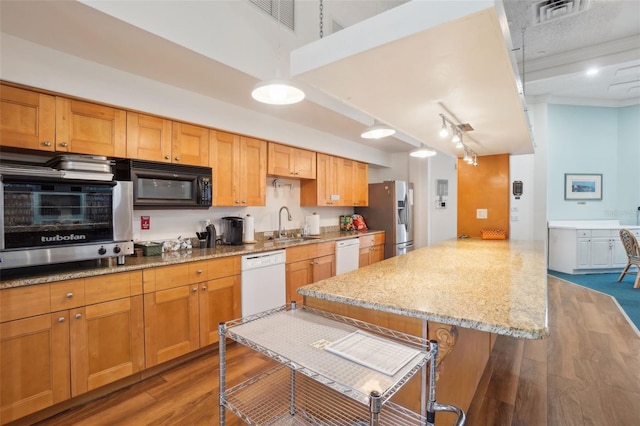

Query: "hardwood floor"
<box><xmin>19</xmin><ymin>276</ymin><xmax>640</xmax><ymax>425</ymax></box>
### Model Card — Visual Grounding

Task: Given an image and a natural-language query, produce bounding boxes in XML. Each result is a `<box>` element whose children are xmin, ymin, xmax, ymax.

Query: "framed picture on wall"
<box><xmin>564</xmin><ymin>173</ymin><xmax>603</xmax><ymax>200</ymax></box>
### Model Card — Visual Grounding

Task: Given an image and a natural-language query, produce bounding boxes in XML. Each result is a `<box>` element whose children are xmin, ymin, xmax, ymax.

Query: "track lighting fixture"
<box><xmin>439</xmin><ymin>115</ymin><xmax>449</xmax><ymax>138</ymax></box>
<box><xmin>437</xmin><ymin>113</ymin><xmax>479</xmax><ymax>167</ymax></box>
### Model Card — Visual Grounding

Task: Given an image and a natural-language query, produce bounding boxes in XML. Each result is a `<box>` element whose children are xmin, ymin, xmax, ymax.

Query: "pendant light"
<box><xmin>361</xmin><ymin>121</ymin><xmax>396</xmax><ymax>139</ymax></box>
<box><xmin>251</xmin><ymin>0</ymin><xmax>305</xmax><ymax>106</ymax></box>
<box><xmin>251</xmin><ymin>80</ymin><xmax>305</xmax><ymax>105</ymax></box>
<box><xmin>410</xmin><ymin>145</ymin><xmax>437</xmax><ymax>158</ymax></box>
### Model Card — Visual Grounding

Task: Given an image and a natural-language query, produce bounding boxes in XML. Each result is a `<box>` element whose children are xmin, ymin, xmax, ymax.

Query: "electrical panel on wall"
<box><xmin>436</xmin><ymin>179</ymin><xmax>448</xmax><ymax>209</ymax></box>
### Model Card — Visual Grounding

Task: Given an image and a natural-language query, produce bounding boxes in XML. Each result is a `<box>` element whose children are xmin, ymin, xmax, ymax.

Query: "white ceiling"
<box><xmin>1</xmin><ymin>0</ymin><xmax>638</xmax><ymax>160</ymax></box>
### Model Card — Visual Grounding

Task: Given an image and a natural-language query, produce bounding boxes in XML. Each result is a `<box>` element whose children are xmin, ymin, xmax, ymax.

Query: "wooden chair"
<box><xmin>618</xmin><ymin>229</ymin><xmax>640</xmax><ymax>288</ymax></box>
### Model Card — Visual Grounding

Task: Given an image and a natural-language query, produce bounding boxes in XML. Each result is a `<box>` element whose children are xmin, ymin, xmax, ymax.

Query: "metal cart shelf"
<box><xmin>219</xmin><ymin>302</ymin><xmax>465</xmax><ymax>426</ymax></box>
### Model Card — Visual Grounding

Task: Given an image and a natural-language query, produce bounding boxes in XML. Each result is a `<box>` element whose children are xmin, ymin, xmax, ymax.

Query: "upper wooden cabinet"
<box><xmin>0</xmin><ymin>83</ymin><xmax>56</xmax><ymax>151</ymax></box>
<box><xmin>211</xmin><ymin>131</ymin><xmax>266</xmax><ymax>206</ymax></box>
<box><xmin>171</xmin><ymin>122</ymin><xmax>210</xmax><ymax>167</ymax></box>
<box><xmin>268</xmin><ymin>142</ymin><xmax>316</xmax><ymax>179</ymax></box>
<box><xmin>126</xmin><ymin>112</ymin><xmax>172</xmax><ymax>163</ymax></box>
<box><xmin>353</xmin><ymin>162</ymin><xmax>369</xmax><ymax>206</ymax></box>
<box><xmin>301</xmin><ymin>153</ymin><xmax>368</xmax><ymax>207</ymax></box>
<box><xmin>55</xmin><ymin>97</ymin><xmax>126</xmax><ymax>157</ymax></box>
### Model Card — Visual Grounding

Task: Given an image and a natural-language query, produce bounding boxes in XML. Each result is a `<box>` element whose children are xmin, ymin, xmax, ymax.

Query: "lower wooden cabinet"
<box><xmin>70</xmin><ymin>296</ymin><xmax>145</xmax><ymax>396</ymax></box>
<box><xmin>0</xmin><ymin>271</ymin><xmax>143</xmax><ymax>424</ymax></box>
<box><xmin>359</xmin><ymin>233</ymin><xmax>386</xmax><ymax>267</ymax></box>
<box><xmin>143</xmin><ymin>256</ymin><xmax>241</xmax><ymax>367</ymax></box>
<box><xmin>199</xmin><ymin>275</ymin><xmax>241</xmax><ymax>346</ymax></box>
<box><xmin>286</xmin><ymin>243</ymin><xmax>335</xmax><ymax>304</ymax></box>
<box><xmin>0</xmin><ymin>313</ymin><xmax>70</xmax><ymax>424</ymax></box>
<box><xmin>144</xmin><ymin>285</ymin><xmax>200</xmax><ymax>367</ymax></box>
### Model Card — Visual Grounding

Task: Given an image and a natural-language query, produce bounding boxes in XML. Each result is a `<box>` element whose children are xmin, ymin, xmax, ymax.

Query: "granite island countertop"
<box><xmin>298</xmin><ymin>238</ymin><xmax>548</xmax><ymax>340</ymax></box>
<box><xmin>1</xmin><ymin>230</ymin><xmax>382</xmax><ymax>289</ymax></box>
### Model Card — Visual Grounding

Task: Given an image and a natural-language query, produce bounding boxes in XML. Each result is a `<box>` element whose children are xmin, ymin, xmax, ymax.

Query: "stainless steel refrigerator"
<box><xmin>355</xmin><ymin>181</ymin><xmax>414</xmax><ymax>259</ymax></box>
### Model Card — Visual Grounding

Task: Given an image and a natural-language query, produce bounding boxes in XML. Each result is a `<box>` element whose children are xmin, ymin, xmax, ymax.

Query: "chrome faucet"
<box><xmin>278</xmin><ymin>206</ymin><xmax>292</xmax><ymax>238</ymax></box>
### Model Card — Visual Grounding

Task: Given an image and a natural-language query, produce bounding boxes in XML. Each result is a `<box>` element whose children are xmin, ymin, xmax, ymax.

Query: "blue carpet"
<box><xmin>548</xmin><ymin>270</ymin><xmax>640</xmax><ymax>331</ymax></box>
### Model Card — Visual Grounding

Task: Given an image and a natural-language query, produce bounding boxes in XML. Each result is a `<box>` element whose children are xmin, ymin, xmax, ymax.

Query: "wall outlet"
<box><xmin>476</xmin><ymin>209</ymin><xmax>488</xmax><ymax>219</ymax></box>
<box><xmin>263</xmin><ymin>231</ymin><xmax>274</xmax><ymax>237</ymax></box>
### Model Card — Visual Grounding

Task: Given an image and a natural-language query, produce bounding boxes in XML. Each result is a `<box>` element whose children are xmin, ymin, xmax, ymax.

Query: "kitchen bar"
<box><xmin>298</xmin><ymin>238</ymin><xmax>548</xmax><ymax>421</ymax></box>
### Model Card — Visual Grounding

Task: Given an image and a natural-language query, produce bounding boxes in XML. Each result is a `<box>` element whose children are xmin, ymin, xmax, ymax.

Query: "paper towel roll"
<box><xmin>306</xmin><ymin>212</ymin><xmax>320</xmax><ymax>235</ymax></box>
<box><xmin>244</xmin><ymin>214</ymin><xmax>256</xmax><ymax>243</ymax></box>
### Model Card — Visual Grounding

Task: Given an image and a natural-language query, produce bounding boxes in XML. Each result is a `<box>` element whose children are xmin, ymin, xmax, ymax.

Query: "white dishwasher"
<box><xmin>335</xmin><ymin>238</ymin><xmax>360</xmax><ymax>275</ymax></box>
<box><xmin>241</xmin><ymin>250</ymin><xmax>286</xmax><ymax>317</ymax></box>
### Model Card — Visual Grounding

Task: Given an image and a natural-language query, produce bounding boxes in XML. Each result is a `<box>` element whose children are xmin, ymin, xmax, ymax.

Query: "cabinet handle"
<box><xmin>235</xmin><ymin>200</ymin><xmax>240</xmax><ymax>204</ymax></box>
<box><xmin>58</xmin><ymin>317</ymin><xmax>66</xmax><ymax>323</ymax></box>
<box><xmin>192</xmin><ymin>287</ymin><xmax>198</xmax><ymax>292</ymax></box>
<box><xmin>196</xmin><ymin>269</ymin><xmax>203</xmax><ymax>274</ymax></box>
<box><xmin>66</xmin><ymin>292</ymin><xmax>73</xmax><ymax>298</ymax></box>
<box><xmin>42</xmin><ymin>141</ymin><xmax>51</xmax><ymax>147</ymax></box>
<box><xmin>310</xmin><ymin>261</ymin><xmax>314</xmax><ymax>265</ymax></box>
<box><xmin>242</xmin><ymin>200</ymin><xmax>247</xmax><ymax>204</ymax></box>
<box><xmin>175</xmin><ymin>156</ymin><xmax>180</xmax><ymax>161</ymax></box>
<box><xmin>59</xmin><ymin>141</ymin><xmax>68</xmax><ymax>147</ymax></box>
<box><xmin>202</xmin><ymin>286</ymin><xmax>207</xmax><ymax>291</ymax></box>
<box><xmin>165</xmin><ymin>155</ymin><xmax>170</xmax><ymax>160</ymax></box>
<box><xmin>75</xmin><ymin>313</ymin><xmax>82</xmax><ymax>319</ymax></box>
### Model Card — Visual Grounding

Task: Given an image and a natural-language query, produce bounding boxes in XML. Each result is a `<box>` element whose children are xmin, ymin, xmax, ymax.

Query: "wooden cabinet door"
<box><xmin>172</xmin><ymin>122</ymin><xmax>210</xmax><ymax>167</ymax></box>
<box><xmin>0</xmin><ymin>84</ymin><xmax>55</xmax><ymax>151</ymax></box>
<box><xmin>240</xmin><ymin>136</ymin><xmax>267</xmax><ymax>206</ymax></box>
<box><xmin>69</xmin><ymin>296</ymin><xmax>144</xmax><ymax>396</ymax></box>
<box><xmin>0</xmin><ymin>313</ymin><xmax>70</xmax><ymax>423</ymax></box>
<box><xmin>313</xmin><ymin>254</ymin><xmax>335</xmax><ymax>281</ymax></box>
<box><xmin>267</xmin><ymin>142</ymin><xmax>294</xmax><ymax>177</ymax></box>
<box><xmin>353</xmin><ymin>162</ymin><xmax>369</xmax><ymax>206</ymax></box>
<box><xmin>143</xmin><ymin>285</ymin><xmax>199</xmax><ymax>367</ymax></box>
<box><xmin>370</xmin><ymin>245</ymin><xmax>385</xmax><ymax>264</ymax></box>
<box><xmin>198</xmin><ymin>275</ymin><xmax>241</xmax><ymax>346</ymax></box>
<box><xmin>286</xmin><ymin>259</ymin><xmax>313</xmax><ymax>305</ymax></box>
<box><xmin>314</xmin><ymin>153</ymin><xmax>341</xmax><ymax>206</ymax></box>
<box><xmin>127</xmin><ymin>112</ymin><xmax>172</xmax><ymax>162</ymax></box>
<box><xmin>294</xmin><ymin>148</ymin><xmax>316</xmax><ymax>179</ymax></box>
<box><xmin>55</xmin><ymin>97</ymin><xmax>126</xmax><ymax>157</ymax></box>
<box><xmin>211</xmin><ymin>130</ymin><xmax>240</xmax><ymax>206</ymax></box>
<box><xmin>359</xmin><ymin>247</ymin><xmax>371</xmax><ymax>268</ymax></box>
<box><xmin>340</xmin><ymin>159</ymin><xmax>355</xmax><ymax>206</ymax></box>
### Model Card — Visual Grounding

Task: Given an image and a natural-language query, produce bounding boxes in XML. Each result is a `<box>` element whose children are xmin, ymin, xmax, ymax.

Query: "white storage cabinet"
<box><xmin>548</xmin><ymin>221</ymin><xmax>640</xmax><ymax>274</ymax></box>
<box><xmin>218</xmin><ymin>303</ymin><xmax>466</xmax><ymax>426</ymax></box>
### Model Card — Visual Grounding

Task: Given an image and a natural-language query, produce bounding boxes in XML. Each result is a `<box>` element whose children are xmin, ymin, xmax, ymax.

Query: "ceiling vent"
<box><xmin>532</xmin><ymin>0</ymin><xmax>591</xmax><ymax>25</ymax></box>
<box><xmin>250</xmin><ymin>0</ymin><xmax>295</xmax><ymax>31</ymax></box>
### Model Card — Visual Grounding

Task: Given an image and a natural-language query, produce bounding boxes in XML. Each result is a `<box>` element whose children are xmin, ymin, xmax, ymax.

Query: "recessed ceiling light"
<box><xmin>586</xmin><ymin>68</ymin><xmax>599</xmax><ymax>76</ymax></box>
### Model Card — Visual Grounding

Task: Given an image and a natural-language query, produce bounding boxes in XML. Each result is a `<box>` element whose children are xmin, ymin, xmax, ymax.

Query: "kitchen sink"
<box><xmin>271</xmin><ymin>236</ymin><xmax>319</xmax><ymax>244</ymax></box>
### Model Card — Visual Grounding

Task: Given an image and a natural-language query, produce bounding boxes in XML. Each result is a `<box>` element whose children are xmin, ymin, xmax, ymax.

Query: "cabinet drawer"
<box><xmin>208</xmin><ymin>256</ymin><xmax>240</xmax><ymax>280</ymax></box>
<box><xmin>315</xmin><ymin>242</ymin><xmax>335</xmax><ymax>257</ymax></box>
<box><xmin>51</xmin><ymin>279</ymin><xmax>85</xmax><ymax>311</ymax></box>
<box><xmin>85</xmin><ymin>272</ymin><xmax>142</xmax><ymax>305</ymax></box>
<box><xmin>359</xmin><ymin>233</ymin><xmax>384</xmax><ymax>249</ymax></box>
<box><xmin>143</xmin><ymin>263</ymin><xmax>190</xmax><ymax>293</ymax></box>
<box><xmin>1</xmin><ymin>284</ymin><xmax>51</xmax><ymax>322</ymax></box>
<box><xmin>188</xmin><ymin>260</ymin><xmax>209</xmax><ymax>283</ymax></box>
<box><xmin>577</xmin><ymin>230</ymin><xmax>591</xmax><ymax>238</ymax></box>
<box><xmin>591</xmin><ymin>229</ymin><xmax>611</xmax><ymax>238</ymax></box>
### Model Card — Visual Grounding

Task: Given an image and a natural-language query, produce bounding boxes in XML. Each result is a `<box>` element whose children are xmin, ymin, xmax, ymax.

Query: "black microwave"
<box><xmin>114</xmin><ymin>160</ymin><xmax>212</xmax><ymax>209</ymax></box>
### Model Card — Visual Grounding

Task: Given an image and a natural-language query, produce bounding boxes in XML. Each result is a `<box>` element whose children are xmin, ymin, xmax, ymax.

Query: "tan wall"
<box><xmin>457</xmin><ymin>154</ymin><xmax>510</xmax><ymax>238</ymax></box>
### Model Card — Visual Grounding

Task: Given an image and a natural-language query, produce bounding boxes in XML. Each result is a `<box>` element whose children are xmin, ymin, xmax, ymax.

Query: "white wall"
<box><xmin>133</xmin><ymin>177</ymin><xmax>353</xmax><ymax>242</ymax></box>
<box><xmin>0</xmin><ymin>33</ymin><xmax>391</xmax><ymax>167</ymax></box>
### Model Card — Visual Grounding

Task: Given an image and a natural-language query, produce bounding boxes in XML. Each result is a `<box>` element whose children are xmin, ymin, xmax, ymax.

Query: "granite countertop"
<box><xmin>0</xmin><ymin>230</ymin><xmax>382</xmax><ymax>289</ymax></box>
<box><xmin>298</xmin><ymin>238</ymin><xmax>548</xmax><ymax>340</ymax></box>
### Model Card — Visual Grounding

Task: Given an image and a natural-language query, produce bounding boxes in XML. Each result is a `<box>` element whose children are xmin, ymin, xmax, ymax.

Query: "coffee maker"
<box><xmin>220</xmin><ymin>217</ymin><xmax>244</xmax><ymax>245</ymax></box>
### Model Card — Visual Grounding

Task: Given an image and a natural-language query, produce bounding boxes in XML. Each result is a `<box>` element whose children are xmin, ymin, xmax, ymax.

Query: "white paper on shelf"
<box><xmin>324</xmin><ymin>330</ymin><xmax>421</xmax><ymax>376</ymax></box>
